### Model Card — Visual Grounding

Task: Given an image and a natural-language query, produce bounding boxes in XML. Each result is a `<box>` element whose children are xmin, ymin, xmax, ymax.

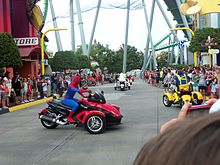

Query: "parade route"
<box><xmin>0</xmin><ymin>80</ymin><xmax>178</xmax><ymax>165</ymax></box>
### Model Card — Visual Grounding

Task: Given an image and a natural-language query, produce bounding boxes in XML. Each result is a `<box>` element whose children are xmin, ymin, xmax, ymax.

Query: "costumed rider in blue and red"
<box><xmin>62</xmin><ymin>75</ymin><xmax>91</xmax><ymax>123</ymax></box>
<box><xmin>175</xmin><ymin>70</ymin><xmax>189</xmax><ymax>91</ymax></box>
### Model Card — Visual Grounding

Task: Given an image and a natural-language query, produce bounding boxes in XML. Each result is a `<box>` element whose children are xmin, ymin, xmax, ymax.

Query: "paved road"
<box><xmin>0</xmin><ymin>79</ymin><xmax>179</xmax><ymax>165</ymax></box>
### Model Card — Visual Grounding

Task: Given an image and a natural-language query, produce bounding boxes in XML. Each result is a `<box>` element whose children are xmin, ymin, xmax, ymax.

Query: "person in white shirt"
<box><xmin>118</xmin><ymin>73</ymin><xmax>126</xmax><ymax>82</ymax></box>
<box><xmin>42</xmin><ymin>79</ymin><xmax>48</xmax><ymax>98</ymax></box>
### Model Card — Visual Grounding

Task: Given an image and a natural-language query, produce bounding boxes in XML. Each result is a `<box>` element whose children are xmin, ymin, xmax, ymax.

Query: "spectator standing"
<box><xmin>51</xmin><ymin>73</ymin><xmax>58</xmax><ymax>95</ymax></box>
<box><xmin>46</xmin><ymin>78</ymin><xmax>51</xmax><ymax>97</ymax></box>
<box><xmin>198</xmin><ymin>67</ymin><xmax>207</xmax><ymax>101</ymax></box>
<box><xmin>3</xmin><ymin>72</ymin><xmax>12</xmax><ymax>107</ymax></box>
<box><xmin>42</xmin><ymin>79</ymin><xmax>48</xmax><ymax>98</ymax></box>
<box><xmin>0</xmin><ymin>77</ymin><xmax>2</xmax><ymax>110</ymax></box>
<box><xmin>192</xmin><ymin>71</ymin><xmax>199</xmax><ymax>91</ymax></box>
<box><xmin>211</xmin><ymin>77</ymin><xmax>218</xmax><ymax>98</ymax></box>
<box><xmin>37</xmin><ymin>75</ymin><xmax>43</xmax><ymax>99</ymax></box>
<box><xmin>12</xmin><ymin>72</ymin><xmax>22</xmax><ymax>105</ymax></box>
<box><xmin>27</xmin><ymin>78</ymin><xmax>33</xmax><ymax>101</ymax></box>
<box><xmin>57</xmin><ymin>77</ymin><xmax>64</xmax><ymax>97</ymax></box>
<box><xmin>1</xmin><ymin>78</ymin><xmax>8</xmax><ymax>108</ymax></box>
<box><xmin>23</xmin><ymin>78</ymin><xmax>29</xmax><ymax>103</ymax></box>
<box><xmin>32</xmin><ymin>77</ymin><xmax>37</xmax><ymax>100</ymax></box>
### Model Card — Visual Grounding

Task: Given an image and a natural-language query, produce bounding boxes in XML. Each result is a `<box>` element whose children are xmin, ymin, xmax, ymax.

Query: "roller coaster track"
<box><xmin>151</xmin><ymin>32</ymin><xmax>177</xmax><ymax>51</ymax></box>
<box><xmin>153</xmin><ymin>32</ymin><xmax>171</xmax><ymax>48</ymax></box>
<box><xmin>43</xmin><ymin>0</ymin><xmax>49</xmax><ymax>24</ymax></box>
<box><xmin>155</xmin><ymin>42</ymin><xmax>177</xmax><ymax>51</ymax></box>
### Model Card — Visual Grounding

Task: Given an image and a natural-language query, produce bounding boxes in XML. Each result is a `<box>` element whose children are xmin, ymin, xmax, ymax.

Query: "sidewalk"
<box><xmin>0</xmin><ymin>96</ymin><xmax>54</xmax><ymax>115</ymax></box>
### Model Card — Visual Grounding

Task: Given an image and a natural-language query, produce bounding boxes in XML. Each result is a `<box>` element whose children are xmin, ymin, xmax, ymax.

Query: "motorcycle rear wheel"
<box><xmin>41</xmin><ymin>113</ymin><xmax>59</xmax><ymax>129</ymax></box>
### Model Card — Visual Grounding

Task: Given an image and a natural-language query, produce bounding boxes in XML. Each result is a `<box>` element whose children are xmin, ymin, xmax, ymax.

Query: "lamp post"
<box><xmin>170</xmin><ymin>27</ymin><xmax>197</xmax><ymax>66</ymax></box>
<box><xmin>41</xmin><ymin>28</ymin><xmax>67</xmax><ymax>75</ymax></box>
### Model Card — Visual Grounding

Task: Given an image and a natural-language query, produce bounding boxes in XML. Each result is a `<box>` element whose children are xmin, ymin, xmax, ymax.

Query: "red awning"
<box><xmin>18</xmin><ymin>47</ymin><xmax>48</xmax><ymax>60</ymax></box>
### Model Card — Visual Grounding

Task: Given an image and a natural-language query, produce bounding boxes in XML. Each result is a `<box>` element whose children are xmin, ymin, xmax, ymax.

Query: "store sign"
<box><xmin>14</xmin><ymin>37</ymin><xmax>39</xmax><ymax>46</ymax></box>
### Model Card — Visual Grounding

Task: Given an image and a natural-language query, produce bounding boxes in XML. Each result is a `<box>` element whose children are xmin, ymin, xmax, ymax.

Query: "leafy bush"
<box><xmin>0</xmin><ymin>33</ymin><xmax>22</xmax><ymax>67</ymax></box>
<box><xmin>189</xmin><ymin>28</ymin><xmax>220</xmax><ymax>52</ymax></box>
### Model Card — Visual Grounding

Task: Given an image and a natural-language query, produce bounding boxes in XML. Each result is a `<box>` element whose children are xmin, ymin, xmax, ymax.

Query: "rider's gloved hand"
<box><xmin>79</xmin><ymin>90</ymin><xmax>92</xmax><ymax>98</ymax></box>
<box><xmin>80</xmin><ymin>89</ymin><xmax>92</xmax><ymax>93</ymax></box>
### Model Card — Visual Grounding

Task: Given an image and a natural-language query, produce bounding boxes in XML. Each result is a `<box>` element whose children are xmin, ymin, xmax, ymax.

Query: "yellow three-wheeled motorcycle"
<box><xmin>163</xmin><ymin>84</ymin><xmax>203</xmax><ymax>107</ymax></box>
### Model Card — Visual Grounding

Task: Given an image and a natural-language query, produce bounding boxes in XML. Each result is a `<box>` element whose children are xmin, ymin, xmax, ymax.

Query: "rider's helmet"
<box><xmin>70</xmin><ymin>75</ymin><xmax>80</xmax><ymax>88</ymax></box>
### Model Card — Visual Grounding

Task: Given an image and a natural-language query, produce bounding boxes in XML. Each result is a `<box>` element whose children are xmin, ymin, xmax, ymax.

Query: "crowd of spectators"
<box><xmin>142</xmin><ymin>65</ymin><xmax>220</xmax><ymax>100</ymax></box>
<box><xmin>0</xmin><ymin>70</ymin><xmax>119</xmax><ymax>110</ymax></box>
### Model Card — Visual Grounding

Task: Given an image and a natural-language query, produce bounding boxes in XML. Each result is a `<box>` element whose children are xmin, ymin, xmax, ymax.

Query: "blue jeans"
<box><xmin>62</xmin><ymin>98</ymin><xmax>79</xmax><ymax>112</ymax></box>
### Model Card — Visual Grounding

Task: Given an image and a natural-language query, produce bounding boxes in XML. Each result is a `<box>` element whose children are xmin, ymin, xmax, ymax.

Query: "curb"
<box><xmin>9</xmin><ymin>97</ymin><xmax>53</xmax><ymax>112</ymax></box>
<box><xmin>0</xmin><ymin>97</ymin><xmax>54</xmax><ymax>115</ymax></box>
<box><xmin>0</xmin><ymin>108</ymin><xmax>10</xmax><ymax>114</ymax></box>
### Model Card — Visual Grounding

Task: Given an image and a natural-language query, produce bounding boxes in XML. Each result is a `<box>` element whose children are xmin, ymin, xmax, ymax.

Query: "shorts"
<box><xmin>2</xmin><ymin>93</ymin><xmax>7</xmax><ymax>99</ymax></box>
<box><xmin>198</xmin><ymin>86</ymin><xmax>207</xmax><ymax>91</ymax></box>
<box><xmin>15</xmin><ymin>90</ymin><xmax>21</xmax><ymax>96</ymax></box>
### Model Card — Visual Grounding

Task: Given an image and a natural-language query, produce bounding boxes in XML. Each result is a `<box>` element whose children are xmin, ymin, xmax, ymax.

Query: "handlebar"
<box><xmin>80</xmin><ymin>89</ymin><xmax>92</xmax><ymax>98</ymax></box>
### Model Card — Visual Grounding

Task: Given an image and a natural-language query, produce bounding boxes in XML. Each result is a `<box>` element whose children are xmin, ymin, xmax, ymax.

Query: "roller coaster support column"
<box><xmin>49</xmin><ymin>0</ymin><xmax>63</xmax><ymax>51</ymax></box>
<box><xmin>142</xmin><ymin>0</ymin><xmax>157</xmax><ymax>70</ymax></box>
<box><xmin>170</xmin><ymin>27</ymin><xmax>196</xmax><ymax>66</ymax></box>
<box><xmin>176</xmin><ymin>0</ymin><xmax>192</xmax><ymax>40</ymax></box>
<box><xmin>88</xmin><ymin>0</ymin><xmax>102</xmax><ymax>56</ymax></box>
<box><xmin>70</xmin><ymin>0</ymin><xmax>75</xmax><ymax>52</ymax></box>
<box><xmin>142</xmin><ymin>0</ymin><xmax>156</xmax><ymax>71</ymax></box>
<box><xmin>75</xmin><ymin>0</ymin><xmax>88</xmax><ymax>55</ymax></box>
<box><xmin>123</xmin><ymin>0</ymin><xmax>130</xmax><ymax>73</ymax></box>
<box><xmin>41</xmin><ymin>28</ymin><xmax>67</xmax><ymax>75</ymax></box>
<box><xmin>154</xmin><ymin>0</ymin><xmax>180</xmax><ymax>64</ymax></box>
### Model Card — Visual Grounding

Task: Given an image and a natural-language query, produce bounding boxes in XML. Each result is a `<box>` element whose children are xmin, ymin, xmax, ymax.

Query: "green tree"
<box><xmin>189</xmin><ymin>28</ymin><xmax>220</xmax><ymax>52</ymax></box>
<box><xmin>73</xmin><ymin>55</ymin><xmax>91</xmax><ymax>69</ymax></box>
<box><xmin>127</xmin><ymin>46</ymin><xmax>143</xmax><ymax>71</ymax></box>
<box><xmin>76</xmin><ymin>42</ymin><xmax>144</xmax><ymax>73</ymax></box>
<box><xmin>157</xmin><ymin>51</ymin><xmax>168</xmax><ymax>69</ymax></box>
<box><xmin>115</xmin><ymin>45</ymin><xmax>143</xmax><ymax>72</ymax></box>
<box><xmin>49</xmin><ymin>51</ymin><xmax>74</xmax><ymax>71</ymax></box>
<box><xmin>0</xmin><ymin>32</ymin><xmax>22</xmax><ymax>67</ymax></box>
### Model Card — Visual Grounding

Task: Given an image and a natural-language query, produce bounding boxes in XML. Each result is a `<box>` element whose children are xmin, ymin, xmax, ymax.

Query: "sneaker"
<box><xmin>44</xmin><ymin>96</ymin><xmax>47</xmax><ymax>99</ymax></box>
<box><xmin>21</xmin><ymin>101</ymin><xmax>25</xmax><ymax>104</ymax></box>
<box><xmin>3</xmin><ymin>106</ymin><xmax>8</xmax><ymax>109</ymax></box>
<box><xmin>0</xmin><ymin>108</ymin><xmax>2</xmax><ymax>111</ymax></box>
<box><xmin>24</xmin><ymin>100</ymin><xmax>29</xmax><ymax>103</ymax></box>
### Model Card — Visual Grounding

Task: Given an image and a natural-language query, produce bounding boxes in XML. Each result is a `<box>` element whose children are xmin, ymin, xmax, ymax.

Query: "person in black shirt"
<box><xmin>12</xmin><ymin>72</ymin><xmax>22</xmax><ymax>104</ymax></box>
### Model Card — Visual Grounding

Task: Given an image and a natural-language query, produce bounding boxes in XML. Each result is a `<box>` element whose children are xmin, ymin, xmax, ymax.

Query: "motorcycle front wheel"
<box><xmin>85</xmin><ymin>115</ymin><xmax>106</xmax><ymax>134</ymax></box>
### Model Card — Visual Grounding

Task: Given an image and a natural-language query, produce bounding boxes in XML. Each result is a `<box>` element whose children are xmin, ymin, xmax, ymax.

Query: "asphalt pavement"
<box><xmin>0</xmin><ymin>79</ymin><xmax>179</xmax><ymax>165</ymax></box>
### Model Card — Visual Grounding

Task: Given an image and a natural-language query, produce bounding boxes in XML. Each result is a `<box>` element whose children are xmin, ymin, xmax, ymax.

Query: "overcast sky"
<box><xmin>37</xmin><ymin>0</ymin><xmax>185</xmax><ymax>53</ymax></box>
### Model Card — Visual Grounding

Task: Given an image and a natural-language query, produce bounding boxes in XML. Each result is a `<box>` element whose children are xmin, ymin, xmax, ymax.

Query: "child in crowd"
<box><xmin>168</xmin><ymin>80</ymin><xmax>177</xmax><ymax>94</ymax></box>
<box><xmin>0</xmin><ymin>78</ymin><xmax>2</xmax><ymax>110</ymax></box>
<box><xmin>23</xmin><ymin>78</ymin><xmax>28</xmax><ymax>103</ymax></box>
<box><xmin>192</xmin><ymin>71</ymin><xmax>199</xmax><ymax>91</ymax></box>
<box><xmin>20</xmin><ymin>78</ymin><xmax>25</xmax><ymax>104</ymax></box>
<box><xmin>211</xmin><ymin>78</ymin><xmax>218</xmax><ymax>98</ymax></box>
<box><xmin>27</xmin><ymin>78</ymin><xmax>33</xmax><ymax>101</ymax></box>
<box><xmin>1</xmin><ymin>78</ymin><xmax>9</xmax><ymax>108</ymax></box>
